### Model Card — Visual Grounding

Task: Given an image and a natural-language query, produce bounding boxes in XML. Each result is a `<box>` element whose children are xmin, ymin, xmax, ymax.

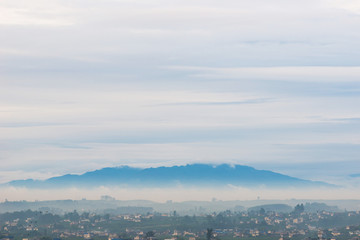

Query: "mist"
<box><xmin>2</xmin><ymin>185</ymin><xmax>360</xmax><ymax>203</ymax></box>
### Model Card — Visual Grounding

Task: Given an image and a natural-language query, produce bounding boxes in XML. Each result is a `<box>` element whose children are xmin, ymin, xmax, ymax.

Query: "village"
<box><xmin>1</xmin><ymin>206</ymin><xmax>360</xmax><ymax>240</ymax></box>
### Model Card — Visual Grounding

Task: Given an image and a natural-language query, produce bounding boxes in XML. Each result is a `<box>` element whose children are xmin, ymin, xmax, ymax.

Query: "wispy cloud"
<box><xmin>153</xmin><ymin>98</ymin><xmax>273</xmax><ymax>106</ymax></box>
<box><xmin>166</xmin><ymin>66</ymin><xmax>360</xmax><ymax>82</ymax></box>
<box><xmin>0</xmin><ymin>122</ymin><xmax>71</xmax><ymax>128</ymax></box>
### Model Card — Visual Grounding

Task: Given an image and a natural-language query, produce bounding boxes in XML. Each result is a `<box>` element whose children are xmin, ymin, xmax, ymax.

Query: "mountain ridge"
<box><xmin>7</xmin><ymin>164</ymin><xmax>334</xmax><ymax>189</ymax></box>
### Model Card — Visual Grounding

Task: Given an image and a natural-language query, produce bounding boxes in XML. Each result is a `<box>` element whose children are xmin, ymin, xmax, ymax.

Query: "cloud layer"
<box><xmin>1</xmin><ymin>0</ymin><xmax>360</xmax><ymax>188</ymax></box>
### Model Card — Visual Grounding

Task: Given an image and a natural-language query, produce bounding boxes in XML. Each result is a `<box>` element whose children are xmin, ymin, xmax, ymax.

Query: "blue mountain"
<box><xmin>7</xmin><ymin>164</ymin><xmax>333</xmax><ymax>188</ymax></box>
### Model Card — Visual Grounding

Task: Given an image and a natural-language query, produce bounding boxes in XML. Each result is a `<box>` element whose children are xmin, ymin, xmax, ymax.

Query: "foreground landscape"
<box><xmin>1</xmin><ymin>200</ymin><xmax>360</xmax><ymax>240</ymax></box>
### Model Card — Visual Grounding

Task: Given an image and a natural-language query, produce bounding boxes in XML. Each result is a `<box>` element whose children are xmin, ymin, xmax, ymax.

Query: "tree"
<box><xmin>259</xmin><ymin>208</ymin><xmax>266</xmax><ymax>216</ymax></box>
<box><xmin>294</xmin><ymin>204</ymin><xmax>305</xmax><ymax>214</ymax></box>
<box><xmin>146</xmin><ymin>231</ymin><xmax>155</xmax><ymax>239</ymax></box>
<box><xmin>40</xmin><ymin>237</ymin><xmax>51</xmax><ymax>240</ymax></box>
<box><xmin>81</xmin><ymin>212</ymin><xmax>90</xmax><ymax>219</ymax></box>
<box><xmin>64</xmin><ymin>210</ymin><xmax>80</xmax><ymax>222</ymax></box>
<box><xmin>206</xmin><ymin>228</ymin><xmax>213</xmax><ymax>240</ymax></box>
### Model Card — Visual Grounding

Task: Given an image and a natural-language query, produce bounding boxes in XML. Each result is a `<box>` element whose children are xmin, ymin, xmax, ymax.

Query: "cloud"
<box><xmin>0</xmin><ymin>0</ymin><xmax>360</xmax><ymax>191</ymax></box>
<box><xmin>1</xmin><ymin>0</ymin><xmax>360</xmax><ymax>70</ymax></box>
<box><xmin>0</xmin><ymin>122</ymin><xmax>70</xmax><ymax>128</ymax></box>
<box><xmin>153</xmin><ymin>98</ymin><xmax>273</xmax><ymax>106</ymax></box>
<box><xmin>166</xmin><ymin>66</ymin><xmax>360</xmax><ymax>82</ymax></box>
<box><xmin>0</xmin><ymin>1</ymin><xmax>75</xmax><ymax>26</ymax></box>
<box><xmin>327</xmin><ymin>0</ymin><xmax>360</xmax><ymax>14</ymax></box>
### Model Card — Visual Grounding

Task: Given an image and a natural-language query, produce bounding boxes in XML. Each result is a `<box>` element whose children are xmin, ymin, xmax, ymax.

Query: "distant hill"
<box><xmin>6</xmin><ymin>164</ymin><xmax>333</xmax><ymax>189</ymax></box>
<box><xmin>246</xmin><ymin>202</ymin><xmax>341</xmax><ymax>213</ymax></box>
<box><xmin>0</xmin><ymin>198</ymin><xmax>352</xmax><ymax>215</ymax></box>
<box><xmin>248</xmin><ymin>204</ymin><xmax>293</xmax><ymax>213</ymax></box>
<box><xmin>304</xmin><ymin>202</ymin><xmax>340</xmax><ymax>212</ymax></box>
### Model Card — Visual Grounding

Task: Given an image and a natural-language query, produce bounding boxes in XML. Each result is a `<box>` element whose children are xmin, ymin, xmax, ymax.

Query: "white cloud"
<box><xmin>0</xmin><ymin>1</ymin><xmax>75</xmax><ymax>26</ymax></box>
<box><xmin>166</xmin><ymin>66</ymin><xmax>360</xmax><ymax>82</ymax></box>
<box><xmin>0</xmin><ymin>0</ymin><xmax>360</xmax><ymax>191</ymax></box>
<box><xmin>326</xmin><ymin>0</ymin><xmax>360</xmax><ymax>14</ymax></box>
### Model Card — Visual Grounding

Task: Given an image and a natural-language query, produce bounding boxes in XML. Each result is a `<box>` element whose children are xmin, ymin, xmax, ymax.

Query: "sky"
<box><xmin>1</xmin><ymin>0</ymin><xmax>360</xmax><ymax>190</ymax></box>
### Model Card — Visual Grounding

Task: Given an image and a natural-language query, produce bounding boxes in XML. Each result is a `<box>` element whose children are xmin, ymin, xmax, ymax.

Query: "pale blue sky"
<box><xmin>1</xmin><ymin>0</ymin><xmax>360</xmax><ymax>187</ymax></box>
